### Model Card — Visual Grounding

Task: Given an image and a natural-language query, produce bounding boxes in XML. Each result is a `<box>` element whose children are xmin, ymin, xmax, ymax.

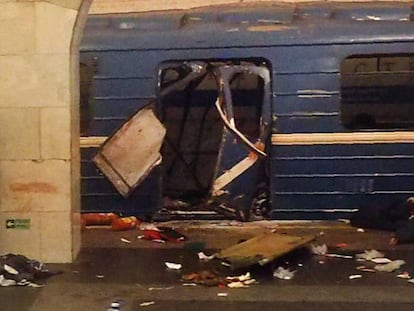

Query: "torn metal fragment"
<box><xmin>216</xmin><ymin>232</ymin><xmax>315</xmax><ymax>270</ymax></box>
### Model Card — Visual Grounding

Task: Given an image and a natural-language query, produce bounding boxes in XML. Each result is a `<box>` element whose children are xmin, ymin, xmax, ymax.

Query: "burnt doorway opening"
<box><xmin>156</xmin><ymin>60</ymin><xmax>271</xmax><ymax>220</ymax></box>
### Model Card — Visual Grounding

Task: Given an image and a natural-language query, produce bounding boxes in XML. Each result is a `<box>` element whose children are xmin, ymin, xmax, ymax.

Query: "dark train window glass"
<box><xmin>341</xmin><ymin>55</ymin><xmax>414</xmax><ymax>129</ymax></box>
<box><xmin>80</xmin><ymin>63</ymin><xmax>95</xmax><ymax>135</ymax></box>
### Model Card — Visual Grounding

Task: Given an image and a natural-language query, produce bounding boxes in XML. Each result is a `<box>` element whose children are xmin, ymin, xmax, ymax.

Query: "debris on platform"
<box><xmin>408</xmin><ymin>278</ymin><xmax>414</xmax><ymax>284</ymax></box>
<box><xmin>325</xmin><ymin>253</ymin><xmax>353</xmax><ymax>259</ymax></box>
<box><xmin>165</xmin><ymin>262</ymin><xmax>182</xmax><ymax>270</ymax></box>
<box><xmin>273</xmin><ymin>267</ymin><xmax>295</xmax><ymax>280</ymax></box>
<box><xmin>311</xmin><ymin>243</ymin><xmax>328</xmax><ymax>255</ymax></box>
<box><xmin>215</xmin><ymin>232</ymin><xmax>315</xmax><ymax>270</ymax></box>
<box><xmin>217</xmin><ymin>292</ymin><xmax>229</xmax><ymax>297</ymax></box>
<box><xmin>374</xmin><ymin>260</ymin><xmax>405</xmax><ymax>272</ymax></box>
<box><xmin>226</xmin><ymin>272</ymin><xmax>256</xmax><ymax>288</ymax></box>
<box><xmin>81</xmin><ymin>213</ymin><xmax>118</xmax><ymax>226</ymax></box>
<box><xmin>356</xmin><ymin>266</ymin><xmax>376</xmax><ymax>273</ymax></box>
<box><xmin>181</xmin><ymin>270</ymin><xmax>225</xmax><ymax>287</ymax></box>
<box><xmin>370</xmin><ymin>257</ymin><xmax>392</xmax><ymax>264</ymax></box>
<box><xmin>397</xmin><ymin>272</ymin><xmax>411</xmax><ymax>279</ymax></box>
<box><xmin>348</xmin><ymin>274</ymin><xmax>362</xmax><ymax>280</ymax></box>
<box><xmin>198</xmin><ymin>252</ymin><xmax>215</xmax><ymax>262</ymax></box>
<box><xmin>139</xmin><ymin>224</ymin><xmax>186</xmax><ymax>243</ymax></box>
<box><xmin>148</xmin><ymin>286</ymin><xmax>174</xmax><ymax>291</ymax></box>
<box><xmin>356</xmin><ymin>249</ymin><xmax>385</xmax><ymax>261</ymax></box>
<box><xmin>120</xmin><ymin>238</ymin><xmax>132</xmax><ymax>244</ymax></box>
<box><xmin>139</xmin><ymin>301</ymin><xmax>155</xmax><ymax>307</ymax></box>
<box><xmin>112</xmin><ymin>216</ymin><xmax>139</xmax><ymax>231</ymax></box>
<box><xmin>0</xmin><ymin>254</ymin><xmax>61</xmax><ymax>288</ymax></box>
<box><xmin>106</xmin><ymin>300</ymin><xmax>123</xmax><ymax>311</ymax></box>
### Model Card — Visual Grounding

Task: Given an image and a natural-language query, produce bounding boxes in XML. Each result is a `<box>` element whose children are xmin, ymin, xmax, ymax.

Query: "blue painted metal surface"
<box><xmin>80</xmin><ymin>2</ymin><xmax>414</xmax><ymax>219</ymax></box>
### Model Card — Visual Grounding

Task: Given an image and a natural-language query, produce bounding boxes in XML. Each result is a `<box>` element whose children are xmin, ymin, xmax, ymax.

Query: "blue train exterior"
<box><xmin>79</xmin><ymin>2</ymin><xmax>414</xmax><ymax>220</ymax></box>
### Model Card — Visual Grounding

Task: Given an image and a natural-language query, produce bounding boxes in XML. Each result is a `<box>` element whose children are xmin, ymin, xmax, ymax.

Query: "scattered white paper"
<box><xmin>370</xmin><ymin>257</ymin><xmax>392</xmax><ymax>264</ymax></box>
<box><xmin>120</xmin><ymin>238</ymin><xmax>131</xmax><ymax>244</ymax></box>
<box><xmin>325</xmin><ymin>254</ymin><xmax>353</xmax><ymax>259</ymax></box>
<box><xmin>217</xmin><ymin>292</ymin><xmax>229</xmax><ymax>297</ymax></box>
<box><xmin>152</xmin><ymin>239</ymin><xmax>166</xmax><ymax>244</ymax></box>
<box><xmin>226</xmin><ymin>272</ymin><xmax>251</xmax><ymax>282</ymax></box>
<box><xmin>357</xmin><ymin>228</ymin><xmax>365</xmax><ymax>233</ymax></box>
<box><xmin>139</xmin><ymin>223</ymin><xmax>160</xmax><ymax>231</ymax></box>
<box><xmin>273</xmin><ymin>267</ymin><xmax>295</xmax><ymax>280</ymax></box>
<box><xmin>148</xmin><ymin>286</ymin><xmax>174</xmax><ymax>291</ymax></box>
<box><xmin>182</xmin><ymin>283</ymin><xmax>197</xmax><ymax>286</ymax></box>
<box><xmin>140</xmin><ymin>301</ymin><xmax>155</xmax><ymax>307</ymax></box>
<box><xmin>198</xmin><ymin>252</ymin><xmax>215</xmax><ymax>262</ymax></box>
<box><xmin>3</xmin><ymin>264</ymin><xmax>18</xmax><ymax>275</ymax></box>
<box><xmin>0</xmin><ymin>275</ymin><xmax>16</xmax><ymax>287</ymax></box>
<box><xmin>356</xmin><ymin>250</ymin><xmax>385</xmax><ymax>261</ymax></box>
<box><xmin>375</xmin><ymin>260</ymin><xmax>405</xmax><ymax>272</ymax></box>
<box><xmin>311</xmin><ymin>244</ymin><xmax>328</xmax><ymax>255</ymax></box>
<box><xmin>349</xmin><ymin>274</ymin><xmax>362</xmax><ymax>280</ymax></box>
<box><xmin>227</xmin><ymin>281</ymin><xmax>247</xmax><ymax>288</ymax></box>
<box><xmin>397</xmin><ymin>272</ymin><xmax>411</xmax><ymax>279</ymax></box>
<box><xmin>165</xmin><ymin>262</ymin><xmax>182</xmax><ymax>270</ymax></box>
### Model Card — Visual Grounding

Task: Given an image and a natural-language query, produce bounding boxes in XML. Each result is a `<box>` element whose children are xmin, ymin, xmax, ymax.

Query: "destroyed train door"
<box><xmin>93</xmin><ymin>61</ymin><xmax>271</xmax><ymax>220</ymax></box>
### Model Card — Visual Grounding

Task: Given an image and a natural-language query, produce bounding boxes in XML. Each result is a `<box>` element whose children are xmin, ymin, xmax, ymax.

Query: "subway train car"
<box><xmin>79</xmin><ymin>2</ymin><xmax>414</xmax><ymax>221</ymax></box>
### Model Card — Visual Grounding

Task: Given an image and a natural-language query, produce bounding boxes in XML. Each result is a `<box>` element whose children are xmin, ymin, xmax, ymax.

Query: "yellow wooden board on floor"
<box><xmin>216</xmin><ymin>232</ymin><xmax>315</xmax><ymax>269</ymax></box>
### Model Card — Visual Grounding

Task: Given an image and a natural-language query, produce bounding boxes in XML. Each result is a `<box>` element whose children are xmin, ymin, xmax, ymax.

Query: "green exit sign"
<box><xmin>6</xmin><ymin>219</ymin><xmax>31</xmax><ymax>229</ymax></box>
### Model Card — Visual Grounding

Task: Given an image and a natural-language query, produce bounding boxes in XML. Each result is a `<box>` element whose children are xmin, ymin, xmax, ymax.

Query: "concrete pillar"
<box><xmin>0</xmin><ymin>0</ymin><xmax>90</xmax><ymax>263</ymax></box>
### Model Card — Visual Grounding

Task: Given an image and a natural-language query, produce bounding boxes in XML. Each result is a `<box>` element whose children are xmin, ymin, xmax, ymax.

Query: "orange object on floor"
<box><xmin>82</xmin><ymin>213</ymin><xmax>119</xmax><ymax>226</ymax></box>
<box><xmin>111</xmin><ymin>216</ymin><xmax>139</xmax><ymax>231</ymax></box>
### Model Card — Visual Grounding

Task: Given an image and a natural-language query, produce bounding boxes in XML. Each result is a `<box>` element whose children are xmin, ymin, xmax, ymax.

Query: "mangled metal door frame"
<box><xmin>211</xmin><ymin>64</ymin><xmax>271</xmax><ymax>197</ymax></box>
<box><xmin>93</xmin><ymin>61</ymin><xmax>272</xmax><ymax>214</ymax></box>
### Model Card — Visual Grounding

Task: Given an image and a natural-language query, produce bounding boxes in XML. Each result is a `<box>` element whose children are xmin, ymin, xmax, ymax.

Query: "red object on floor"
<box><xmin>143</xmin><ymin>229</ymin><xmax>162</xmax><ymax>240</ymax></box>
<box><xmin>111</xmin><ymin>216</ymin><xmax>139</xmax><ymax>231</ymax></box>
<box><xmin>141</xmin><ymin>227</ymin><xmax>186</xmax><ymax>242</ymax></box>
<box><xmin>82</xmin><ymin>213</ymin><xmax>119</xmax><ymax>226</ymax></box>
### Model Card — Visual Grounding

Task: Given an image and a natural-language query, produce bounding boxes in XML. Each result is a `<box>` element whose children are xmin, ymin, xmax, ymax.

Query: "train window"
<box><xmin>341</xmin><ymin>55</ymin><xmax>414</xmax><ymax>130</ymax></box>
<box><xmin>80</xmin><ymin>63</ymin><xmax>95</xmax><ymax>135</ymax></box>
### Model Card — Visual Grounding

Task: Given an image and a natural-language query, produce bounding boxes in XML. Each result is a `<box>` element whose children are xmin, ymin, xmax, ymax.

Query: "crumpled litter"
<box><xmin>370</xmin><ymin>257</ymin><xmax>392</xmax><ymax>264</ymax></box>
<box><xmin>226</xmin><ymin>272</ymin><xmax>256</xmax><ymax>288</ymax></box>
<box><xmin>198</xmin><ymin>252</ymin><xmax>215</xmax><ymax>262</ymax></box>
<box><xmin>374</xmin><ymin>260</ymin><xmax>406</xmax><ymax>272</ymax></box>
<box><xmin>165</xmin><ymin>262</ymin><xmax>182</xmax><ymax>270</ymax></box>
<box><xmin>311</xmin><ymin>244</ymin><xmax>328</xmax><ymax>255</ymax></box>
<box><xmin>139</xmin><ymin>301</ymin><xmax>155</xmax><ymax>307</ymax></box>
<box><xmin>349</xmin><ymin>274</ymin><xmax>362</xmax><ymax>280</ymax></box>
<box><xmin>325</xmin><ymin>253</ymin><xmax>353</xmax><ymax>259</ymax></box>
<box><xmin>397</xmin><ymin>272</ymin><xmax>411</xmax><ymax>279</ymax></box>
<box><xmin>273</xmin><ymin>267</ymin><xmax>295</xmax><ymax>280</ymax></box>
<box><xmin>0</xmin><ymin>253</ymin><xmax>61</xmax><ymax>287</ymax></box>
<box><xmin>226</xmin><ymin>272</ymin><xmax>251</xmax><ymax>283</ymax></box>
<box><xmin>356</xmin><ymin>266</ymin><xmax>376</xmax><ymax>273</ymax></box>
<box><xmin>181</xmin><ymin>270</ymin><xmax>256</xmax><ymax>288</ymax></box>
<box><xmin>356</xmin><ymin>250</ymin><xmax>385</xmax><ymax>261</ymax></box>
<box><xmin>139</xmin><ymin>224</ymin><xmax>186</xmax><ymax>243</ymax></box>
<box><xmin>181</xmin><ymin>270</ymin><xmax>225</xmax><ymax>287</ymax></box>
